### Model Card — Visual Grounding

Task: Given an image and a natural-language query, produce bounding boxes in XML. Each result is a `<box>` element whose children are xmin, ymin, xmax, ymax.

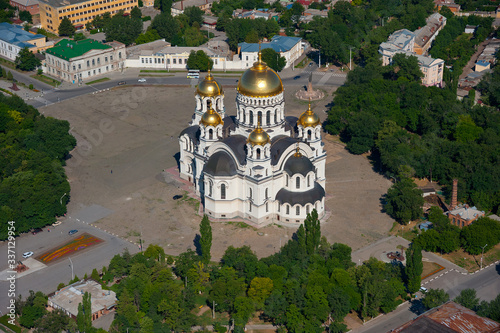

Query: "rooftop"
<box><xmin>46</xmin><ymin>38</ymin><xmax>112</xmax><ymax>60</ymax></box>
<box><xmin>126</xmin><ymin>39</ymin><xmax>171</xmax><ymax>59</ymax></box>
<box><xmin>49</xmin><ymin>280</ymin><xmax>116</xmax><ymax>317</ymax></box>
<box><xmin>172</xmin><ymin>0</ymin><xmax>215</xmax><ymax>10</ymax></box>
<box><xmin>386</xmin><ymin>29</ymin><xmax>415</xmax><ymax>50</ymax></box>
<box><xmin>393</xmin><ymin>301</ymin><xmax>500</xmax><ymax>333</ymax></box>
<box><xmin>10</xmin><ymin>0</ymin><xmax>40</xmax><ymax>6</ymax></box>
<box><xmin>448</xmin><ymin>204</ymin><xmax>485</xmax><ymax>221</ymax></box>
<box><xmin>0</xmin><ymin>22</ymin><xmax>45</xmax><ymax>49</ymax></box>
<box><xmin>239</xmin><ymin>35</ymin><xmax>302</xmax><ymax>53</ymax></box>
<box><xmin>38</xmin><ymin>0</ymin><xmax>98</xmax><ymax>8</ymax></box>
<box><xmin>414</xmin><ymin>13</ymin><xmax>446</xmax><ymax>47</ymax></box>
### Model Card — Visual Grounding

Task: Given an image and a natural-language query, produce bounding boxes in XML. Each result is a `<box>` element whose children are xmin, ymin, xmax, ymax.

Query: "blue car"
<box><xmin>68</xmin><ymin>229</ymin><xmax>78</xmax><ymax>235</ymax></box>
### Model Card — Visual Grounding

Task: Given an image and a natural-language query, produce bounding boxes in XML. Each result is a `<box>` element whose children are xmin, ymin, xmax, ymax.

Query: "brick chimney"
<box><xmin>451</xmin><ymin>179</ymin><xmax>458</xmax><ymax>209</ymax></box>
<box><xmin>181</xmin><ymin>0</ymin><xmax>183</xmax><ymax>10</ymax></box>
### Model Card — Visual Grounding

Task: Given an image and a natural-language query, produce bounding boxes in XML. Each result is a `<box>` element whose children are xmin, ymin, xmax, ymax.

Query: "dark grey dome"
<box><xmin>284</xmin><ymin>154</ymin><xmax>315</xmax><ymax>176</ymax></box>
<box><xmin>275</xmin><ymin>183</ymin><xmax>325</xmax><ymax>206</ymax></box>
<box><xmin>204</xmin><ymin>151</ymin><xmax>237</xmax><ymax>176</ymax></box>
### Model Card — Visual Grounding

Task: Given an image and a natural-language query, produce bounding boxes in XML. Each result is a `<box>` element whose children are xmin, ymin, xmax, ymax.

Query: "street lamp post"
<box><xmin>481</xmin><ymin>244</ymin><xmax>488</xmax><ymax>269</ymax></box>
<box><xmin>60</xmin><ymin>192</ymin><xmax>67</xmax><ymax>205</ymax></box>
<box><xmin>69</xmin><ymin>257</ymin><xmax>74</xmax><ymax>280</ymax></box>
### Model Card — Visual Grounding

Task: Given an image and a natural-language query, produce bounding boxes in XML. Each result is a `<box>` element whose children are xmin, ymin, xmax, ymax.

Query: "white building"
<box><xmin>44</xmin><ymin>39</ymin><xmax>125</xmax><ymax>83</ymax></box>
<box><xmin>178</xmin><ymin>52</ymin><xmax>327</xmax><ymax>225</ymax></box>
<box><xmin>238</xmin><ymin>36</ymin><xmax>303</xmax><ymax>69</ymax></box>
<box><xmin>0</xmin><ymin>22</ymin><xmax>46</xmax><ymax>61</ymax></box>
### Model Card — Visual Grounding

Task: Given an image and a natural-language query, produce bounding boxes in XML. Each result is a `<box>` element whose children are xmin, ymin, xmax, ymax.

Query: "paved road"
<box><xmin>0</xmin><ymin>209</ymin><xmax>139</xmax><ymax>315</ymax></box>
<box><xmin>354</xmin><ymin>263</ymin><xmax>500</xmax><ymax>333</ymax></box>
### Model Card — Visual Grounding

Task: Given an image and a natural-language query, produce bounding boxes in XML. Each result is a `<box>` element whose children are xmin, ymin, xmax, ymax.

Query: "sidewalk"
<box><xmin>0</xmin><ymin>78</ymin><xmax>44</xmax><ymax>100</ymax></box>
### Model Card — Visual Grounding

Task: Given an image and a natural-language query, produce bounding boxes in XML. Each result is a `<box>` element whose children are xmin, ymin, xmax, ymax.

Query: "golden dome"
<box><xmin>248</xmin><ymin>122</ymin><xmax>270</xmax><ymax>146</ymax></box>
<box><xmin>237</xmin><ymin>51</ymin><xmax>283</xmax><ymax>97</ymax></box>
<box><xmin>197</xmin><ymin>70</ymin><xmax>223</xmax><ymax>97</ymax></box>
<box><xmin>200</xmin><ymin>105</ymin><xmax>223</xmax><ymax>127</ymax></box>
<box><xmin>298</xmin><ymin>102</ymin><xmax>320</xmax><ymax>127</ymax></box>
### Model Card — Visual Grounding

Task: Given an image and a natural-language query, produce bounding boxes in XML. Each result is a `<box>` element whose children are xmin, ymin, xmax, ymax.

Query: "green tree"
<box><xmin>151</xmin><ymin>12</ymin><xmax>179</xmax><ymax>42</ymax></box>
<box><xmin>144</xmin><ymin>243</ymin><xmax>165</xmax><ymax>262</ymax></box>
<box><xmin>304</xmin><ymin>209</ymin><xmax>321</xmax><ymax>255</ymax></box>
<box><xmin>135</xmin><ymin>29</ymin><xmax>161</xmax><ymax>45</ymax></box>
<box><xmin>7</xmin><ymin>70</ymin><xmax>13</xmax><ymax>80</ymax></box>
<box><xmin>405</xmin><ymin>244</ymin><xmax>423</xmax><ymax>294</ymax></box>
<box><xmin>19</xmin><ymin>10</ymin><xmax>32</xmax><ymax>23</ymax></box>
<box><xmin>91</xmin><ymin>268</ymin><xmax>100</xmax><ymax>282</ymax></box>
<box><xmin>184</xmin><ymin>6</ymin><xmax>204</xmax><ymax>26</ymax></box>
<box><xmin>245</xmin><ymin>30</ymin><xmax>259</xmax><ymax>43</ymax></box>
<box><xmin>187</xmin><ymin>50</ymin><xmax>213</xmax><ymax>71</ymax></box>
<box><xmin>422</xmin><ymin>288</ymin><xmax>449</xmax><ymax>309</ymax></box>
<box><xmin>199</xmin><ymin>214</ymin><xmax>212</xmax><ymax>264</ymax></box>
<box><xmin>73</xmin><ymin>32</ymin><xmax>86</xmax><ymax>41</ymax></box>
<box><xmin>131</xmin><ymin>6</ymin><xmax>142</xmax><ymax>20</ymax></box>
<box><xmin>76</xmin><ymin>292</ymin><xmax>93</xmax><ymax>333</ymax></box>
<box><xmin>34</xmin><ymin>309</ymin><xmax>69</xmax><ymax>333</ymax></box>
<box><xmin>391</xmin><ymin>53</ymin><xmax>424</xmax><ymax>82</ymax></box>
<box><xmin>157</xmin><ymin>0</ymin><xmax>172</xmax><ymax>14</ymax></box>
<box><xmin>454</xmin><ymin>288</ymin><xmax>479</xmax><ymax>310</ymax></box>
<box><xmin>15</xmin><ymin>47</ymin><xmax>41</xmax><ymax>71</ymax></box>
<box><xmin>384</xmin><ymin>178</ymin><xmax>424</xmax><ymax>224</ymax></box>
<box><xmin>233</xmin><ymin>296</ymin><xmax>254</xmax><ymax>327</ymax></box>
<box><xmin>104</xmin><ymin>12</ymin><xmax>143</xmax><ymax>45</ymax></box>
<box><xmin>248</xmin><ymin>277</ymin><xmax>274</xmax><ymax>309</ymax></box>
<box><xmin>261</xmin><ymin>48</ymin><xmax>286</xmax><ymax>72</ymax></box>
<box><xmin>58</xmin><ymin>16</ymin><xmax>75</xmax><ymax>36</ymax></box>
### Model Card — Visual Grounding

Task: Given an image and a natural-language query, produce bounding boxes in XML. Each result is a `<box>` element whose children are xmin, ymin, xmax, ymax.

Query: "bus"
<box><xmin>187</xmin><ymin>70</ymin><xmax>200</xmax><ymax>79</ymax></box>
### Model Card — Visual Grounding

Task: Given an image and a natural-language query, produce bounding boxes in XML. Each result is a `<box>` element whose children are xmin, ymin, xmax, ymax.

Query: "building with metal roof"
<box><xmin>179</xmin><ymin>54</ymin><xmax>326</xmax><ymax>225</ymax></box>
<box><xmin>392</xmin><ymin>301</ymin><xmax>500</xmax><ymax>333</ymax></box>
<box><xmin>44</xmin><ymin>38</ymin><xmax>125</xmax><ymax>83</ymax></box>
<box><xmin>0</xmin><ymin>22</ymin><xmax>46</xmax><ymax>61</ymax></box>
<box><xmin>447</xmin><ymin>204</ymin><xmax>485</xmax><ymax>228</ymax></box>
<box><xmin>238</xmin><ymin>35</ymin><xmax>303</xmax><ymax>69</ymax></box>
<box><xmin>9</xmin><ymin>0</ymin><xmax>40</xmax><ymax>15</ymax></box>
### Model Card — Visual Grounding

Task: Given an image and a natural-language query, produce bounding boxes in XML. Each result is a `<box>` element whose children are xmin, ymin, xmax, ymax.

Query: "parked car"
<box><xmin>68</xmin><ymin>229</ymin><xmax>78</xmax><ymax>235</ymax></box>
<box><xmin>118</xmin><ymin>81</ymin><xmax>126</xmax><ymax>85</ymax></box>
<box><xmin>53</xmin><ymin>221</ymin><xmax>62</xmax><ymax>226</ymax></box>
<box><xmin>173</xmin><ymin>194</ymin><xmax>183</xmax><ymax>200</ymax></box>
<box><xmin>138</xmin><ymin>78</ymin><xmax>146</xmax><ymax>82</ymax></box>
<box><xmin>293</xmin><ymin>75</ymin><xmax>300</xmax><ymax>80</ymax></box>
<box><xmin>23</xmin><ymin>251</ymin><xmax>34</xmax><ymax>258</ymax></box>
<box><xmin>32</xmin><ymin>228</ymin><xmax>43</xmax><ymax>235</ymax></box>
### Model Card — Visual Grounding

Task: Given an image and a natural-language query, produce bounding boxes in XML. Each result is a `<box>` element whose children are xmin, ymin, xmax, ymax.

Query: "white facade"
<box><xmin>179</xmin><ymin>58</ymin><xmax>326</xmax><ymax>225</ymax></box>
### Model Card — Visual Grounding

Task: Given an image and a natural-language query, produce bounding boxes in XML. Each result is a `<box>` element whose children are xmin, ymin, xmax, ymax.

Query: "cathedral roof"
<box><xmin>197</xmin><ymin>71</ymin><xmax>223</xmax><ymax>97</ymax></box>
<box><xmin>298</xmin><ymin>102</ymin><xmax>321</xmax><ymax>127</ymax></box>
<box><xmin>284</xmin><ymin>153</ymin><xmax>315</xmax><ymax>176</ymax></box>
<box><xmin>275</xmin><ymin>183</ymin><xmax>325</xmax><ymax>206</ymax></box>
<box><xmin>204</xmin><ymin>151</ymin><xmax>238</xmax><ymax>176</ymax></box>
<box><xmin>179</xmin><ymin>125</ymin><xmax>200</xmax><ymax>143</ymax></box>
<box><xmin>221</xmin><ymin>135</ymin><xmax>247</xmax><ymax>165</ymax></box>
<box><xmin>237</xmin><ymin>50</ymin><xmax>283</xmax><ymax>97</ymax></box>
<box><xmin>222</xmin><ymin>116</ymin><xmax>237</xmax><ymax>134</ymax></box>
<box><xmin>270</xmin><ymin>136</ymin><xmax>296</xmax><ymax>165</ymax></box>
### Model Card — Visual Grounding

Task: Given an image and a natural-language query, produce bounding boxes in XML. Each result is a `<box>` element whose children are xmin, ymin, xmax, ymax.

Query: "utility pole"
<box><xmin>69</xmin><ymin>257</ymin><xmax>74</xmax><ymax>280</ymax></box>
<box><xmin>481</xmin><ymin>244</ymin><xmax>488</xmax><ymax>269</ymax></box>
<box><xmin>318</xmin><ymin>47</ymin><xmax>321</xmax><ymax>68</ymax></box>
<box><xmin>349</xmin><ymin>46</ymin><xmax>354</xmax><ymax>70</ymax></box>
<box><xmin>212</xmin><ymin>300</ymin><xmax>216</xmax><ymax>319</ymax></box>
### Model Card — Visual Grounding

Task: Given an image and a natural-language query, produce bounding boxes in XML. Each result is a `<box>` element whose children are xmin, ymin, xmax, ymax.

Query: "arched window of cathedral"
<box><xmin>266</xmin><ymin>202</ymin><xmax>269</xmax><ymax>212</ymax></box>
<box><xmin>266</xmin><ymin>111</ymin><xmax>271</xmax><ymax>125</ymax></box>
<box><xmin>249</xmin><ymin>188</ymin><xmax>252</xmax><ymax>199</ymax></box>
<box><xmin>250</xmin><ymin>111</ymin><xmax>254</xmax><ymax>125</ymax></box>
<box><xmin>274</xmin><ymin>112</ymin><xmax>277</xmax><ymax>124</ymax></box>
<box><xmin>221</xmin><ymin>184</ymin><xmax>226</xmax><ymax>199</ymax></box>
<box><xmin>258</xmin><ymin>111</ymin><xmax>262</xmax><ymax>124</ymax></box>
<box><xmin>265</xmin><ymin>188</ymin><xmax>268</xmax><ymax>199</ymax></box>
<box><xmin>296</xmin><ymin>206</ymin><xmax>300</xmax><ymax>216</ymax></box>
<box><xmin>286</xmin><ymin>205</ymin><xmax>290</xmax><ymax>215</ymax></box>
<box><xmin>308</xmin><ymin>130</ymin><xmax>312</xmax><ymax>140</ymax></box>
<box><xmin>249</xmin><ymin>202</ymin><xmax>252</xmax><ymax>212</ymax></box>
<box><xmin>256</xmin><ymin>148</ymin><xmax>261</xmax><ymax>159</ymax></box>
<box><xmin>243</xmin><ymin>110</ymin><xmax>246</xmax><ymax>124</ymax></box>
<box><xmin>296</xmin><ymin>177</ymin><xmax>300</xmax><ymax>189</ymax></box>
<box><xmin>307</xmin><ymin>175</ymin><xmax>310</xmax><ymax>187</ymax></box>
<box><xmin>306</xmin><ymin>205</ymin><xmax>310</xmax><ymax>215</ymax></box>
<box><xmin>286</xmin><ymin>174</ymin><xmax>289</xmax><ymax>187</ymax></box>
<box><xmin>209</xmin><ymin>129</ymin><xmax>213</xmax><ymax>140</ymax></box>
<box><xmin>209</xmin><ymin>182</ymin><xmax>212</xmax><ymax>197</ymax></box>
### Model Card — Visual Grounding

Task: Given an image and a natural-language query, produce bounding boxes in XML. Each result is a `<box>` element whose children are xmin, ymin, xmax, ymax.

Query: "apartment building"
<box><xmin>379</xmin><ymin>29</ymin><xmax>444</xmax><ymax>87</ymax></box>
<box><xmin>39</xmin><ymin>0</ymin><xmax>138</xmax><ymax>34</ymax></box>
<box><xmin>0</xmin><ymin>22</ymin><xmax>46</xmax><ymax>61</ymax></box>
<box><xmin>44</xmin><ymin>38</ymin><xmax>125</xmax><ymax>82</ymax></box>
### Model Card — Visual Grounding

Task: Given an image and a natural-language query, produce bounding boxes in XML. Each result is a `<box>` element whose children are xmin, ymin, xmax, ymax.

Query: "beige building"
<box><xmin>48</xmin><ymin>280</ymin><xmax>116</xmax><ymax>321</ymax></box>
<box><xmin>39</xmin><ymin>0</ymin><xmax>138</xmax><ymax>34</ymax></box>
<box><xmin>414</xmin><ymin>13</ymin><xmax>447</xmax><ymax>55</ymax></box>
<box><xmin>171</xmin><ymin>0</ymin><xmax>215</xmax><ymax>16</ymax></box>
<box><xmin>45</xmin><ymin>38</ymin><xmax>125</xmax><ymax>82</ymax></box>
<box><xmin>379</xmin><ymin>29</ymin><xmax>444</xmax><ymax>87</ymax></box>
<box><xmin>0</xmin><ymin>22</ymin><xmax>47</xmax><ymax>61</ymax></box>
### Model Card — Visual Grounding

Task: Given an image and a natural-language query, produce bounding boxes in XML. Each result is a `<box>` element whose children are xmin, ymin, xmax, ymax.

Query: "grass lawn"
<box><xmin>31</xmin><ymin>74</ymin><xmax>61</xmax><ymax>87</ymax></box>
<box><xmin>421</xmin><ymin>261</ymin><xmax>444</xmax><ymax>279</ymax></box>
<box><xmin>442</xmin><ymin>243</ymin><xmax>500</xmax><ymax>272</ymax></box>
<box><xmin>390</xmin><ymin>221</ymin><xmax>420</xmax><ymax>242</ymax></box>
<box><xmin>86</xmin><ymin>77</ymin><xmax>110</xmax><ymax>85</ymax></box>
<box><xmin>0</xmin><ymin>315</ymin><xmax>21</xmax><ymax>333</ymax></box>
<box><xmin>0</xmin><ymin>57</ymin><xmax>16</xmax><ymax>70</ymax></box>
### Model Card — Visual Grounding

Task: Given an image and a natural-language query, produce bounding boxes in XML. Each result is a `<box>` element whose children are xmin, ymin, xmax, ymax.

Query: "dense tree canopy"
<box><xmin>0</xmin><ymin>95</ymin><xmax>75</xmax><ymax>239</ymax></box>
<box><xmin>104</xmin><ymin>11</ymin><xmax>143</xmax><ymax>45</ymax></box>
<box><xmin>187</xmin><ymin>50</ymin><xmax>213</xmax><ymax>71</ymax></box>
<box><xmin>15</xmin><ymin>47</ymin><xmax>41</xmax><ymax>71</ymax></box>
<box><xmin>58</xmin><ymin>16</ymin><xmax>75</xmax><ymax>36</ymax></box>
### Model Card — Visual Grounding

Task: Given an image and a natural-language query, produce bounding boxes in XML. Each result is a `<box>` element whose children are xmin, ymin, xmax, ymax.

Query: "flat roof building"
<box><xmin>39</xmin><ymin>0</ymin><xmax>138</xmax><ymax>34</ymax></box>
<box><xmin>48</xmin><ymin>280</ymin><xmax>117</xmax><ymax>321</ymax></box>
<box><xmin>447</xmin><ymin>204</ymin><xmax>485</xmax><ymax>228</ymax></box>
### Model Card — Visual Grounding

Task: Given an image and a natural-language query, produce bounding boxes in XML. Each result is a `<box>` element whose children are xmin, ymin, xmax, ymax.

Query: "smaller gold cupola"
<box><xmin>247</xmin><ymin>122</ymin><xmax>270</xmax><ymax>146</ymax></box>
<box><xmin>298</xmin><ymin>101</ymin><xmax>320</xmax><ymax>128</ymax></box>
<box><xmin>200</xmin><ymin>101</ymin><xmax>223</xmax><ymax>127</ymax></box>
<box><xmin>197</xmin><ymin>70</ymin><xmax>223</xmax><ymax>97</ymax></box>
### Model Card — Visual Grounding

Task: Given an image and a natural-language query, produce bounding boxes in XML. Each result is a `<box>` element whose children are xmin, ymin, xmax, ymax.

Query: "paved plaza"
<box><xmin>40</xmin><ymin>83</ymin><xmax>395</xmax><ymax>259</ymax></box>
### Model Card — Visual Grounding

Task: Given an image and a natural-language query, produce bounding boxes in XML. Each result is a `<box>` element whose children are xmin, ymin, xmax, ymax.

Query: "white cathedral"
<box><xmin>178</xmin><ymin>51</ymin><xmax>326</xmax><ymax>224</ymax></box>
